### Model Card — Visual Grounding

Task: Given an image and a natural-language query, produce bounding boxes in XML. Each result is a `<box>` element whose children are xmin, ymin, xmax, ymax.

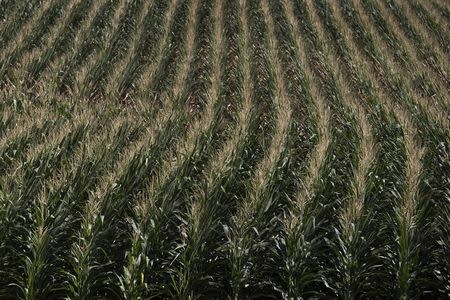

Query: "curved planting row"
<box><xmin>56</xmin><ymin>0</ymin><xmax>124</xmax><ymax>94</ymax></box>
<box><xmin>0</xmin><ymin>0</ymin><xmax>448</xmax><ymax>298</ymax></box>
<box><xmin>0</xmin><ymin>0</ymin><xmax>72</xmax><ymax>86</ymax></box>
<box><xmin>329</xmin><ymin>0</ymin><xmax>449</xmax><ymax>296</ymax></box>
<box><xmin>382</xmin><ymin>0</ymin><xmax>450</xmax><ymax>89</ymax></box>
<box><xmin>0</xmin><ymin>1</ymin><xmax>43</xmax><ymax>50</ymax></box>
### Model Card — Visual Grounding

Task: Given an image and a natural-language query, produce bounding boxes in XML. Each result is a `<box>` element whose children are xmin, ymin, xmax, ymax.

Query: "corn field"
<box><xmin>0</xmin><ymin>0</ymin><xmax>449</xmax><ymax>299</ymax></box>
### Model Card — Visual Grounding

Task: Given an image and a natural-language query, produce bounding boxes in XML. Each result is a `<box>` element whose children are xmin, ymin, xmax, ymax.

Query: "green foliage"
<box><xmin>0</xmin><ymin>0</ymin><xmax>448</xmax><ymax>298</ymax></box>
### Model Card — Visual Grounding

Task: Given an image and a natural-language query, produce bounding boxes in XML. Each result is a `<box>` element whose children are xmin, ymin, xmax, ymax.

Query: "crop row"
<box><xmin>0</xmin><ymin>0</ymin><xmax>448</xmax><ymax>298</ymax></box>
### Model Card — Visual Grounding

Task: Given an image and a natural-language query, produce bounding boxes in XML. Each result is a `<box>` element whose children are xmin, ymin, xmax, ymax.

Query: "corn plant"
<box><xmin>0</xmin><ymin>0</ymin><xmax>449</xmax><ymax>298</ymax></box>
<box><xmin>0</xmin><ymin>1</ymin><xmax>42</xmax><ymax>49</ymax></box>
<box><xmin>0</xmin><ymin>0</ymin><xmax>71</xmax><ymax>85</ymax></box>
<box><xmin>406</xmin><ymin>0</ymin><xmax>449</xmax><ymax>55</ymax></box>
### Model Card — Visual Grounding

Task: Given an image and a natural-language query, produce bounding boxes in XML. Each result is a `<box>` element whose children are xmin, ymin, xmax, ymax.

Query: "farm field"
<box><xmin>0</xmin><ymin>0</ymin><xmax>449</xmax><ymax>298</ymax></box>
